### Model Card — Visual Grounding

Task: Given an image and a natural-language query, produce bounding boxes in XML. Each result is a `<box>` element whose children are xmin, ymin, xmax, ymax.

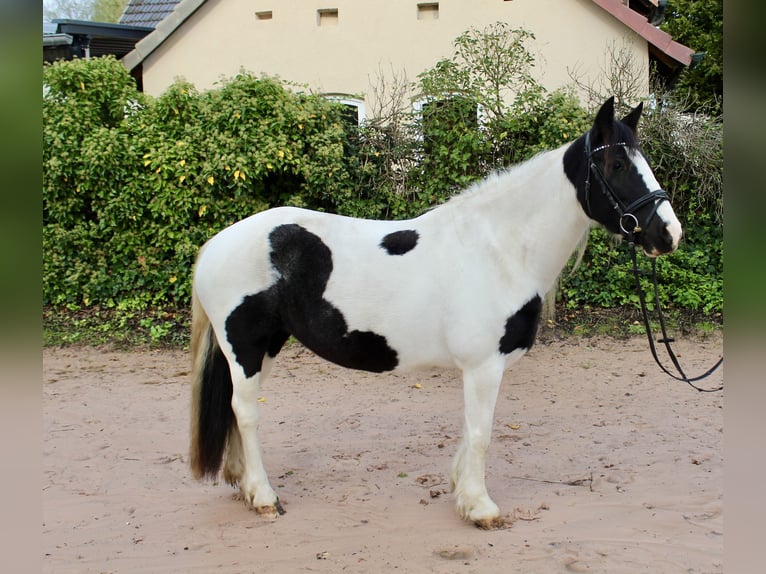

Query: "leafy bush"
<box><xmin>44</xmin><ymin>57</ymin><xmax>354</xmax><ymax>310</ymax></box>
<box><xmin>561</xmin><ymin>225</ymin><xmax>722</xmax><ymax>316</ymax></box>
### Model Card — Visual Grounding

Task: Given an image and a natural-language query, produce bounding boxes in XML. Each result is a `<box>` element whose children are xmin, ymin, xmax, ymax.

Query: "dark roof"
<box><xmin>119</xmin><ymin>0</ymin><xmax>182</xmax><ymax>28</ymax></box>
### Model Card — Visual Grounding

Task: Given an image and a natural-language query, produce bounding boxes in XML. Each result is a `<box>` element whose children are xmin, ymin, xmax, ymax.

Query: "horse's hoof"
<box><xmin>254</xmin><ymin>498</ymin><xmax>285</xmax><ymax>518</ymax></box>
<box><xmin>473</xmin><ymin>516</ymin><xmax>506</xmax><ymax>530</ymax></box>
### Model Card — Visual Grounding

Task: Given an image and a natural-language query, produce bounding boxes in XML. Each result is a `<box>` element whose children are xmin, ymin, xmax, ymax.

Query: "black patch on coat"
<box><xmin>380</xmin><ymin>230</ymin><xmax>419</xmax><ymax>255</ymax></box>
<box><xmin>562</xmin><ymin>135</ymin><xmax>586</xmax><ymax>196</ymax></box>
<box><xmin>225</xmin><ymin>293</ymin><xmax>289</xmax><ymax>378</ymax></box>
<box><xmin>225</xmin><ymin>224</ymin><xmax>399</xmax><ymax>377</ymax></box>
<box><xmin>498</xmin><ymin>295</ymin><xmax>542</xmax><ymax>355</ymax></box>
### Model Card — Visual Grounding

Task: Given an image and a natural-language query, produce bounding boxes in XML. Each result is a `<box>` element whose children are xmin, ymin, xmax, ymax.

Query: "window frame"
<box><xmin>323</xmin><ymin>94</ymin><xmax>366</xmax><ymax>126</ymax></box>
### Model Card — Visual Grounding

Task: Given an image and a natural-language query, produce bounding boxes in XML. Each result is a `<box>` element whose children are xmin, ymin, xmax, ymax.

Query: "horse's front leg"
<box><xmin>229</xmin><ymin>363</ymin><xmax>283</xmax><ymax>517</ymax></box>
<box><xmin>451</xmin><ymin>358</ymin><xmax>506</xmax><ymax>529</ymax></box>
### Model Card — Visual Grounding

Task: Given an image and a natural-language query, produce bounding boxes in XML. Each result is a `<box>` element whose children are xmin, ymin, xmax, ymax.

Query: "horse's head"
<box><xmin>565</xmin><ymin>97</ymin><xmax>682</xmax><ymax>257</ymax></box>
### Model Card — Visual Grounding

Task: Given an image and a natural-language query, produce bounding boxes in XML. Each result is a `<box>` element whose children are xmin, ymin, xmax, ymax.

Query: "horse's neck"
<box><xmin>442</xmin><ymin>145</ymin><xmax>590</xmax><ymax>293</ymax></box>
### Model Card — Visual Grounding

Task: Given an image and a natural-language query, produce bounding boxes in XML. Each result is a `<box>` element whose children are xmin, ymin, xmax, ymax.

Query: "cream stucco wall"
<box><xmin>139</xmin><ymin>0</ymin><xmax>648</xmax><ymax>114</ymax></box>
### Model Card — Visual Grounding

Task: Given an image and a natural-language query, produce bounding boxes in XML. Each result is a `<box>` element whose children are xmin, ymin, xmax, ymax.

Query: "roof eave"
<box><xmin>52</xmin><ymin>18</ymin><xmax>153</xmax><ymax>37</ymax></box>
<box><xmin>590</xmin><ymin>0</ymin><xmax>693</xmax><ymax>67</ymax></box>
<box><xmin>123</xmin><ymin>0</ymin><xmax>207</xmax><ymax>71</ymax></box>
<box><xmin>43</xmin><ymin>33</ymin><xmax>74</xmax><ymax>47</ymax></box>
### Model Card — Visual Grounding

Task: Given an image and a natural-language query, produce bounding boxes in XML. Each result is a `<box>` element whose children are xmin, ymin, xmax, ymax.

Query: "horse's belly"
<box><xmin>291</xmin><ymin>284</ymin><xmax>453</xmax><ymax>373</ymax></box>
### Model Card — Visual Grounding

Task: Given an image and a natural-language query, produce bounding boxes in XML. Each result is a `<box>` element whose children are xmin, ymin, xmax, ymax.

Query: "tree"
<box><xmin>43</xmin><ymin>0</ymin><xmax>129</xmax><ymax>23</ymax></box>
<box><xmin>43</xmin><ymin>0</ymin><xmax>94</xmax><ymax>21</ymax></box>
<box><xmin>661</xmin><ymin>0</ymin><xmax>723</xmax><ymax>113</ymax></box>
<box><xmin>93</xmin><ymin>0</ymin><xmax>129</xmax><ymax>23</ymax></box>
<box><xmin>417</xmin><ymin>22</ymin><xmax>538</xmax><ymax>124</ymax></box>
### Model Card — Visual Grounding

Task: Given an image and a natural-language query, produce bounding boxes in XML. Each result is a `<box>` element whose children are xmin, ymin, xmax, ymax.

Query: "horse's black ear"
<box><xmin>621</xmin><ymin>102</ymin><xmax>644</xmax><ymax>133</ymax></box>
<box><xmin>592</xmin><ymin>97</ymin><xmax>615</xmax><ymax>143</ymax></box>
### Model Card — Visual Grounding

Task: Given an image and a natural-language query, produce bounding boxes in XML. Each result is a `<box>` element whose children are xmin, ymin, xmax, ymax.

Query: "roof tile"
<box><xmin>119</xmin><ymin>0</ymin><xmax>182</xmax><ymax>28</ymax></box>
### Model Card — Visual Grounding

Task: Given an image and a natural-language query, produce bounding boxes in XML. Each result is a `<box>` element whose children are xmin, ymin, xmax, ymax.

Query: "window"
<box><xmin>417</xmin><ymin>2</ymin><xmax>439</xmax><ymax>20</ymax></box>
<box><xmin>318</xmin><ymin>8</ymin><xmax>339</xmax><ymax>26</ymax></box>
<box><xmin>255</xmin><ymin>11</ymin><xmax>272</xmax><ymax>21</ymax></box>
<box><xmin>324</xmin><ymin>95</ymin><xmax>365</xmax><ymax>126</ymax></box>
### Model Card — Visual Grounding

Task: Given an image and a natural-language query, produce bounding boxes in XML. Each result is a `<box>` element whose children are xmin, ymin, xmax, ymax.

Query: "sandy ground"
<box><xmin>43</xmin><ymin>333</ymin><xmax>723</xmax><ymax>573</ymax></box>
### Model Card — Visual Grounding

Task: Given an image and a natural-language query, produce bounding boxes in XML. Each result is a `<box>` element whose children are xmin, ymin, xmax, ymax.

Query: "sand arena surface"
<box><xmin>43</xmin><ymin>334</ymin><xmax>722</xmax><ymax>573</ymax></box>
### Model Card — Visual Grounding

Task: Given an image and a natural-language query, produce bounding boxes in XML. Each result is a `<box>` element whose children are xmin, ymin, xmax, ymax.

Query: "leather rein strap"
<box><xmin>627</xmin><ymin>239</ymin><xmax>723</xmax><ymax>392</ymax></box>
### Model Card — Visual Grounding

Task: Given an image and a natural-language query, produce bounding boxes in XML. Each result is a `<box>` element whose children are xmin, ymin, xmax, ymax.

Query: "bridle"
<box><xmin>583</xmin><ymin>131</ymin><xmax>669</xmax><ymax>238</ymax></box>
<box><xmin>583</xmin><ymin>131</ymin><xmax>724</xmax><ymax>393</ymax></box>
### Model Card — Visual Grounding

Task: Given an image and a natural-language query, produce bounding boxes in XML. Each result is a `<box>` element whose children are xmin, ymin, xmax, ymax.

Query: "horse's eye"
<box><xmin>613</xmin><ymin>160</ymin><xmax>623</xmax><ymax>171</ymax></box>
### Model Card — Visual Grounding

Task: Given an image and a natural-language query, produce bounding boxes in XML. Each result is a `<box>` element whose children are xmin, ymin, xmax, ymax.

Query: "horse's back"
<box><xmin>195</xmin><ymin>206</ymin><xmax>430</xmax><ymax>286</ymax></box>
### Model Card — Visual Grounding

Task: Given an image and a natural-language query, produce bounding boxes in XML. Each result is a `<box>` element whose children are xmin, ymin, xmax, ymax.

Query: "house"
<box><xmin>43</xmin><ymin>2</ymin><xmax>184</xmax><ymax>87</ymax></box>
<box><xmin>43</xmin><ymin>19</ymin><xmax>152</xmax><ymax>63</ymax></box>
<box><xmin>42</xmin><ymin>1</ymin><xmax>182</xmax><ymax>64</ymax></box>
<box><xmin>122</xmin><ymin>0</ymin><xmax>694</xmax><ymax>119</ymax></box>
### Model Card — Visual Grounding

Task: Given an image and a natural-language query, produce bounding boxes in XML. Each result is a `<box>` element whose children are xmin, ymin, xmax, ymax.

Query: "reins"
<box><xmin>584</xmin><ymin>133</ymin><xmax>723</xmax><ymax>393</ymax></box>
<box><xmin>625</xmin><ymin>235</ymin><xmax>723</xmax><ymax>392</ymax></box>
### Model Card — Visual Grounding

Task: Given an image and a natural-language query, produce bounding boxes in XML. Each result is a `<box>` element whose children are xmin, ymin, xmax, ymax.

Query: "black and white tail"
<box><xmin>189</xmin><ymin>285</ymin><xmax>234</xmax><ymax>480</ymax></box>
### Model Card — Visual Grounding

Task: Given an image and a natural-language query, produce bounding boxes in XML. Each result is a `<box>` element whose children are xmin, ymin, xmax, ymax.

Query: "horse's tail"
<box><xmin>189</xmin><ymin>283</ymin><xmax>234</xmax><ymax>481</ymax></box>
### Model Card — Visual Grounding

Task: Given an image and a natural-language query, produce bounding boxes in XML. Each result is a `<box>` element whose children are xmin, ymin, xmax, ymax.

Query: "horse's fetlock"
<box><xmin>223</xmin><ymin>466</ymin><xmax>241</xmax><ymax>487</ymax></box>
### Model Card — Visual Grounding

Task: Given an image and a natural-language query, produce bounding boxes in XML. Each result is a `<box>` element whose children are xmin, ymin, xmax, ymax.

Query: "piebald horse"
<box><xmin>189</xmin><ymin>97</ymin><xmax>681</xmax><ymax>528</ymax></box>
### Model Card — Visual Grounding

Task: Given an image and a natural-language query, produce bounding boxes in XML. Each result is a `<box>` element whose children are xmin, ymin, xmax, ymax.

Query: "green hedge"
<box><xmin>43</xmin><ymin>55</ymin><xmax>722</xmax><ymax>329</ymax></box>
<box><xmin>44</xmin><ymin>57</ymin><xmax>356</xmax><ymax>308</ymax></box>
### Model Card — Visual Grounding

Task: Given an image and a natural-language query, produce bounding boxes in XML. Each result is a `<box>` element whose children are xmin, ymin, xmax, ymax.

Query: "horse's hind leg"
<box><xmin>226</xmin><ymin>369</ymin><xmax>277</xmax><ymax>515</ymax></box>
<box><xmin>223</xmin><ymin>353</ymin><xmax>279</xmax><ymax>488</ymax></box>
<box><xmin>226</xmin><ymin>334</ymin><xmax>288</xmax><ymax>517</ymax></box>
<box><xmin>451</xmin><ymin>358</ymin><xmax>506</xmax><ymax>529</ymax></box>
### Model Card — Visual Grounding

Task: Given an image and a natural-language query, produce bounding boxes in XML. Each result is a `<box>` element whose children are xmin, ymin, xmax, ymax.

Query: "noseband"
<box><xmin>583</xmin><ymin>131</ymin><xmax>668</xmax><ymax>238</ymax></box>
